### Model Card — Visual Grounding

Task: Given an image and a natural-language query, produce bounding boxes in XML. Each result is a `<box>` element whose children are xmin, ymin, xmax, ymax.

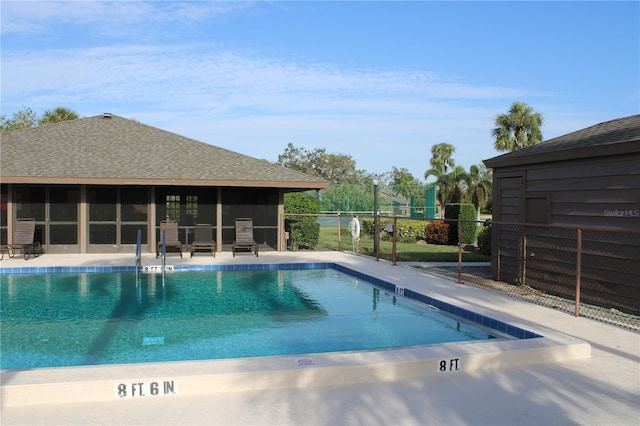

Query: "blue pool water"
<box><xmin>1</xmin><ymin>267</ymin><xmax>503</xmax><ymax>370</ymax></box>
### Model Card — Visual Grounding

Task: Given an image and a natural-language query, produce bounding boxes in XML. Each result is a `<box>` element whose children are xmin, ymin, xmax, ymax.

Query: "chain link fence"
<box><xmin>284</xmin><ymin>213</ymin><xmax>640</xmax><ymax>331</ymax></box>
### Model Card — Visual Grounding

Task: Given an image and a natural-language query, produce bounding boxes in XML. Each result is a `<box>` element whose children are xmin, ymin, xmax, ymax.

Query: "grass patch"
<box><xmin>311</xmin><ymin>226</ymin><xmax>489</xmax><ymax>262</ymax></box>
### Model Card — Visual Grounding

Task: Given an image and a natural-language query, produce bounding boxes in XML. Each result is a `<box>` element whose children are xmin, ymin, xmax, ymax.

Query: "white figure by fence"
<box><xmin>349</xmin><ymin>215</ymin><xmax>361</xmax><ymax>254</ymax></box>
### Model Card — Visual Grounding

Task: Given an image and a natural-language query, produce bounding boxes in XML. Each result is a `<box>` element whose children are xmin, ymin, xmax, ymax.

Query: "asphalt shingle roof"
<box><xmin>484</xmin><ymin>114</ymin><xmax>640</xmax><ymax>168</ymax></box>
<box><xmin>0</xmin><ymin>114</ymin><xmax>328</xmax><ymax>189</ymax></box>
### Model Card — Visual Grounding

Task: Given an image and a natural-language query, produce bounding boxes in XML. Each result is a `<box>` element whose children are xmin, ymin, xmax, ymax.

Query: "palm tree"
<box><xmin>429</xmin><ymin>142</ymin><xmax>456</xmax><ymax>173</ymax></box>
<box><xmin>492</xmin><ymin>102</ymin><xmax>543</xmax><ymax>152</ymax></box>
<box><xmin>424</xmin><ymin>165</ymin><xmax>468</xmax><ymax>218</ymax></box>
<box><xmin>38</xmin><ymin>106</ymin><xmax>79</xmax><ymax>125</ymax></box>
<box><xmin>466</xmin><ymin>164</ymin><xmax>492</xmax><ymax>221</ymax></box>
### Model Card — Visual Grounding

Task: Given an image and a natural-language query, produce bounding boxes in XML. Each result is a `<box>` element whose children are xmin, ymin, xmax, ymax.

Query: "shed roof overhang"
<box><xmin>484</xmin><ymin>139</ymin><xmax>640</xmax><ymax>169</ymax></box>
<box><xmin>484</xmin><ymin>115</ymin><xmax>640</xmax><ymax>169</ymax></box>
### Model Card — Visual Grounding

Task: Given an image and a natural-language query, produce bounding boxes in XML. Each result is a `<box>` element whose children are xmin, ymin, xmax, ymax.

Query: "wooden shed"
<box><xmin>484</xmin><ymin>115</ymin><xmax>640</xmax><ymax>315</ymax></box>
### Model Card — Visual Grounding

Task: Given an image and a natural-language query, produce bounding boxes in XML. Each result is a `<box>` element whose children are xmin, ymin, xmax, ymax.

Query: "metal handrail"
<box><xmin>135</xmin><ymin>229</ymin><xmax>142</xmax><ymax>304</ymax></box>
<box><xmin>135</xmin><ymin>229</ymin><xmax>142</xmax><ymax>269</ymax></box>
<box><xmin>161</xmin><ymin>229</ymin><xmax>166</xmax><ymax>288</ymax></box>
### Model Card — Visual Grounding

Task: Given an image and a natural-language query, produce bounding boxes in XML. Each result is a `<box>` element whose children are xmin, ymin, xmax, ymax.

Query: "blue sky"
<box><xmin>2</xmin><ymin>1</ymin><xmax>638</xmax><ymax>182</ymax></box>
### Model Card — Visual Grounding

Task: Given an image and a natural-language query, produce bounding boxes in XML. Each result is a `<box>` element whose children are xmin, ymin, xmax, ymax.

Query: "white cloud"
<box><xmin>0</xmin><ymin>1</ymin><xmax>558</xmax><ymax>181</ymax></box>
<box><xmin>3</xmin><ymin>43</ymin><xmax>536</xmax><ymax>116</ymax></box>
<box><xmin>1</xmin><ymin>39</ymin><xmax>550</xmax><ymax>180</ymax></box>
<box><xmin>1</xmin><ymin>1</ymin><xmax>254</xmax><ymax>37</ymax></box>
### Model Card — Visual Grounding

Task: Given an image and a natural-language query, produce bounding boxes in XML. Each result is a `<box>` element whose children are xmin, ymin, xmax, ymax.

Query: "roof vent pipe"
<box><xmin>103</xmin><ymin>113</ymin><xmax>112</xmax><ymax>118</ymax></box>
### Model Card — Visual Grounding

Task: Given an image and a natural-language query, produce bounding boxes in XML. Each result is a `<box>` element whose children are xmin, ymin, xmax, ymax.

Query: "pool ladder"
<box><xmin>134</xmin><ymin>229</ymin><xmax>167</xmax><ymax>303</ymax></box>
<box><xmin>161</xmin><ymin>229</ymin><xmax>167</xmax><ymax>288</ymax></box>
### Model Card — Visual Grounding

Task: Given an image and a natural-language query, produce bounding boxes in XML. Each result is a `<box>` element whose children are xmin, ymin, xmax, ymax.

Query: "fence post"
<box><xmin>392</xmin><ymin>216</ymin><xmax>397</xmax><ymax>266</ymax></box>
<box><xmin>575</xmin><ymin>227</ymin><xmax>582</xmax><ymax>317</ymax></box>
<box><xmin>457</xmin><ymin>220</ymin><xmax>463</xmax><ymax>284</ymax></box>
<box><xmin>280</xmin><ymin>213</ymin><xmax>285</xmax><ymax>251</ymax></box>
<box><xmin>375</xmin><ymin>215</ymin><xmax>380</xmax><ymax>261</ymax></box>
<box><xmin>337</xmin><ymin>212</ymin><xmax>341</xmax><ymax>251</ymax></box>
<box><xmin>522</xmin><ymin>231</ymin><xmax>527</xmax><ymax>285</ymax></box>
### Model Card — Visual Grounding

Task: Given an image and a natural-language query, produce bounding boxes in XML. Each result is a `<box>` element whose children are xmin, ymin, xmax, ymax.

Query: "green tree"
<box><xmin>390</xmin><ymin>167</ymin><xmax>425</xmax><ymax>210</ymax></box>
<box><xmin>284</xmin><ymin>192</ymin><xmax>321</xmax><ymax>250</ymax></box>
<box><xmin>2</xmin><ymin>105</ymin><xmax>80</xmax><ymax>132</ymax></box>
<box><xmin>277</xmin><ymin>143</ymin><xmax>369</xmax><ymax>184</ymax></box>
<box><xmin>424</xmin><ymin>165</ymin><xmax>468</xmax><ymax>218</ymax></box>
<box><xmin>391</xmin><ymin>167</ymin><xmax>421</xmax><ymax>195</ymax></box>
<box><xmin>465</xmin><ymin>164</ymin><xmax>492</xmax><ymax>221</ymax></box>
<box><xmin>38</xmin><ymin>106</ymin><xmax>79</xmax><ymax>125</ymax></box>
<box><xmin>276</xmin><ymin>143</ymin><xmax>373</xmax><ymax>185</ymax></box>
<box><xmin>429</xmin><ymin>142</ymin><xmax>456</xmax><ymax>174</ymax></box>
<box><xmin>319</xmin><ymin>185</ymin><xmax>373</xmax><ymax>213</ymax></box>
<box><xmin>0</xmin><ymin>106</ymin><xmax>38</xmax><ymax>132</ymax></box>
<box><xmin>492</xmin><ymin>102</ymin><xmax>544</xmax><ymax>152</ymax></box>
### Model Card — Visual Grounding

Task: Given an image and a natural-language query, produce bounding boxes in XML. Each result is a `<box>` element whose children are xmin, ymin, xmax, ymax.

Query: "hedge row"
<box><xmin>284</xmin><ymin>192</ymin><xmax>320</xmax><ymax>250</ymax></box>
<box><xmin>361</xmin><ymin>218</ymin><xmax>451</xmax><ymax>245</ymax></box>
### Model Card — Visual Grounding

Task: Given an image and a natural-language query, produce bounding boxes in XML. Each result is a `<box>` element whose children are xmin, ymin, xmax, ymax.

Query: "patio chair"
<box><xmin>8</xmin><ymin>218</ymin><xmax>41</xmax><ymax>260</ymax></box>
<box><xmin>232</xmin><ymin>218</ymin><xmax>258</xmax><ymax>257</ymax></box>
<box><xmin>156</xmin><ymin>220</ymin><xmax>183</xmax><ymax>258</ymax></box>
<box><xmin>190</xmin><ymin>223</ymin><xmax>216</xmax><ymax>258</ymax></box>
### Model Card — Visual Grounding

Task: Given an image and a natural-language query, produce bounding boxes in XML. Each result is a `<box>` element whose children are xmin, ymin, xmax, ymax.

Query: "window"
<box><xmin>155</xmin><ymin>187</ymin><xmax>216</xmax><ymax>227</ymax></box>
<box><xmin>186</xmin><ymin>195</ymin><xmax>198</xmax><ymax>220</ymax></box>
<box><xmin>1</xmin><ymin>184</ymin><xmax>7</xmax><ymax>245</ymax></box>
<box><xmin>526</xmin><ymin>196</ymin><xmax>550</xmax><ymax>224</ymax></box>
<box><xmin>166</xmin><ymin>195</ymin><xmax>180</xmax><ymax>222</ymax></box>
<box><xmin>88</xmin><ymin>187</ymin><xmax>148</xmax><ymax>246</ymax></box>
<box><xmin>49</xmin><ymin>187</ymin><xmax>79</xmax><ymax>245</ymax></box>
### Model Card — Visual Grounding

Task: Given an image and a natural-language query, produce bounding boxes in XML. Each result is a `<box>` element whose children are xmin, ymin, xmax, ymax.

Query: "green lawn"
<box><xmin>314</xmin><ymin>226</ymin><xmax>490</xmax><ymax>262</ymax></box>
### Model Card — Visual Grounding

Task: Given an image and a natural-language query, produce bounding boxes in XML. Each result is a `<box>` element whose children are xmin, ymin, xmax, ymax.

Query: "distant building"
<box><xmin>0</xmin><ymin>113</ymin><xmax>328</xmax><ymax>254</ymax></box>
<box><xmin>484</xmin><ymin>115</ymin><xmax>640</xmax><ymax>315</ymax></box>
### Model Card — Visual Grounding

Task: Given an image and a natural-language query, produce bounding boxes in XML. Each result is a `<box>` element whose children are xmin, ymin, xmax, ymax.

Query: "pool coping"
<box><xmin>0</xmin><ymin>260</ymin><xmax>591</xmax><ymax>407</ymax></box>
<box><xmin>2</xmin><ymin>330</ymin><xmax>590</xmax><ymax>407</ymax></box>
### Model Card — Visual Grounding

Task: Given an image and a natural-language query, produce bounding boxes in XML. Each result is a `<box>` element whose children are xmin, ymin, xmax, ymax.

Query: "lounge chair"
<box><xmin>156</xmin><ymin>220</ymin><xmax>183</xmax><ymax>258</ymax></box>
<box><xmin>8</xmin><ymin>218</ymin><xmax>41</xmax><ymax>260</ymax></box>
<box><xmin>232</xmin><ymin>218</ymin><xmax>258</xmax><ymax>257</ymax></box>
<box><xmin>190</xmin><ymin>223</ymin><xmax>216</xmax><ymax>258</ymax></box>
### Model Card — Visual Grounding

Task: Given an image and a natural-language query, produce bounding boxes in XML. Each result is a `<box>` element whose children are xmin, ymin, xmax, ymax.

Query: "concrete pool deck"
<box><xmin>1</xmin><ymin>251</ymin><xmax>638</xmax><ymax>425</ymax></box>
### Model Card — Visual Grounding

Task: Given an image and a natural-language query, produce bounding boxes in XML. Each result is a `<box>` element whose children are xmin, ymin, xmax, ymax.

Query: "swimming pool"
<box><xmin>0</xmin><ymin>258</ymin><xmax>593</xmax><ymax>409</ymax></box>
<box><xmin>1</xmin><ymin>265</ymin><xmax>511</xmax><ymax>370</ymax></box>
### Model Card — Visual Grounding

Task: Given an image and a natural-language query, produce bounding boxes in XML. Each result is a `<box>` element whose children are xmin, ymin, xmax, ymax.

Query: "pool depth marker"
<box><xmin>142</xmin><ymin>229</ymin><xmax>174</xmax><ymax>273</ymax></box>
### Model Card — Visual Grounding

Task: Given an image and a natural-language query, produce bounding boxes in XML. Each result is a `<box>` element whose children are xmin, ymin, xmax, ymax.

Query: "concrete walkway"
<box><xmin>1</xmin><ymin>251</ymin><xmax>638</xmax><ymax>425</ymax></box>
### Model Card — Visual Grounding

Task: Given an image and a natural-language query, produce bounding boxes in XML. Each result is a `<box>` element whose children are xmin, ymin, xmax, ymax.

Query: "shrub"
<box><xmin>393</xmin><ymin>219</ymin><xmax>428</xmax><ymax>243</ymax></box>
<box><xmin>477</xmin><ymin>221</ymin><xmax>492</xmax><ymax>255</ymax></box>
<box><xmin>288</xmin><ymin>221</ymin><xmax>320</xmax><ymax>250</ymax></box>
<box><xmin>424</xmin><ymin>220</ymin><xmax>449</xmax><ymax>244</ymax></box>
<box><xmin>284</xmin><ymin>192</ymin><xmax>320</xmax><ymax>216</ymax></box>
<box><xmin>284</xmin><ymin>192</ymin><xmax>320</xmax><ymax>250</ymax></box>
<box><xmin>361</xmin><ymin>218</ymin><xmax>376</xmax><ymax>236</ymax></box>
<box><xmin>444</xmin><ymin>203</ymin><xmax>477</xmax><ymax>245</ymax></box>
<box><xmin>361</xmin><ymin>218</ymin><xmax>425</xmax><ymax>243</ymax></box>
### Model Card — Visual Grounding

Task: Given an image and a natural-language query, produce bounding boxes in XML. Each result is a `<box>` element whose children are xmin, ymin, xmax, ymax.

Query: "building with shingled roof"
<box><xmin>483</xmin><ymin>114</ymin><xmax>640</xmax><ymax>315</ymax></box>
<box><xmin>0</xmin><ymin>113</ymin><xmax>329</xmax><ymax>254</ymax></box>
